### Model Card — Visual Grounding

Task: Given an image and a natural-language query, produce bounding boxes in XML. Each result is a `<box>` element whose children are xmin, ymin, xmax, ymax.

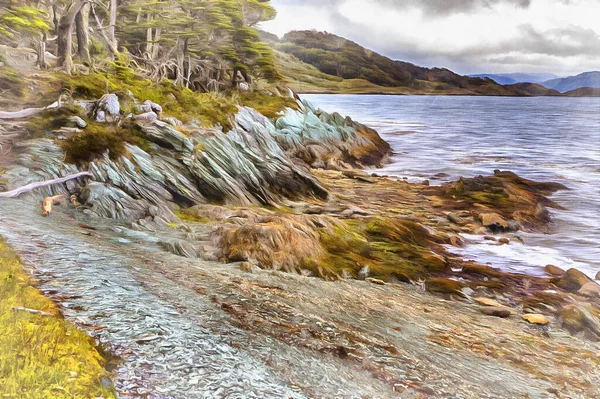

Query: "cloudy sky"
<box><xmin>261</xmin><ymin>0</ymin><xmax>600</xmax><ymax>76</ymax></box>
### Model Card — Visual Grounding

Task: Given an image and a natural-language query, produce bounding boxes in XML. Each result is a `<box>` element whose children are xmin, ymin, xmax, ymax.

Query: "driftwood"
<box><xmin>42</xmin><ymin>194</ymin><xmax>66</xmax><ymax>217</ymax></box>
<box><xmin>0</xmin><ymin>172</ymin><xmax>92</xmax><ymax>198</ymax></box>
<box><xmin>0</xmin><ymin>100</ymin><xmax>61</xmax><ymax>120</ymax></box>
<box><xmin>12</xmin><ymin>306</ymin><xmax>55</xmax><ymax>317</ymax></box>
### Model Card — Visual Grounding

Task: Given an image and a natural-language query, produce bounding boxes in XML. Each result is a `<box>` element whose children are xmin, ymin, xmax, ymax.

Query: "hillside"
<box><xmin>540</xmin><ymin>71</ymin><xmax>600</xmax><ymax>93</ymax></box>
<box><xmin>469</xmin><ymin>73</ymin><xmax>559</xmax><ymax>85</ymax></box>
<box><xmin>263</xmin><ymin>30</ymin><xmax>561</xmax><ymax>96</ymax></box>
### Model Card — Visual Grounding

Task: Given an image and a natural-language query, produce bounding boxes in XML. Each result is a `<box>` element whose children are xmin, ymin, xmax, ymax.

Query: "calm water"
<box><xmin>303</xmin><ymin>94</ymin><xmax>600</xmax><ymax>278</ymax></box>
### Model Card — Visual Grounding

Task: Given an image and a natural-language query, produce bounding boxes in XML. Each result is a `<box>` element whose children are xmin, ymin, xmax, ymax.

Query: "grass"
<box><xmin>0</xmin><ymin>240</ymin><xmax>116</xmax><ymax>399</ymax></box>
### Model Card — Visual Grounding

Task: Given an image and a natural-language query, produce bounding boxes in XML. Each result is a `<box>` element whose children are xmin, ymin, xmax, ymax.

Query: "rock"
<box><xmin>239</xmin><ymin>262</ymin><xmax>259</xmax><ymax>273</ymax></box>
<box><xmin>544</xmin><ymin>264</ymin><xmax>566</xmax><ymax>276</ymax></box>
<box><xmin>96</xmin><ymin>93</ymin><xmax>120</xmax><ymax>122</ymax></box>
<box><xmin>446</xmin><ymin>213</ymin><xmax>465</xmax><ymax>225</ymax></box>
<box><xmin>95</xmin><ymin>110</ymin><xmax>106</xmax><ymax>123</ymax></box>
<box><xmin>341</xmin><ymin>207</ymin><xmax>370</xmax><ymax>218</ymax></box>
<box><xmin>556</xmin><ymin>268</ymin><xmax>592</xmax><ymax>293</ymax></box>
<box><xmin>139</xmin><ymin>100</ymin><xmax>163</xmax><ymax>114</ymax></box>
<box><xmin>134</xmin><ymin>111</ymin><xmax>158</xmax><ymax>122</ymax></box>
<box><xmin>358</xmin><ymin>265</ymin><xmax>370</xmax><ymax>280</ymax></box>
<box><xmin>474</xmin><ymin>297</ymin><xmax>501</xmax><ymax>307</ymax></box>
<box><xmin>559</xmin><ymin>304</ymin><xmax>600</xmax><ymax>341</ymax></box>
<box><xmin>484</xmin><ymin>236</ymin><xmax>497</xmax><ymax>242</ymax></box>
<box><xmin>596</xmin><ymin>271</ymin><xmax>600</xmax><ymax>281</ymax></box>
<box><xmin>480</xmin><ymin>307</ymin><xmax>511</xmax><ymax>318</ymax></box>
<box><xmin>498</xmin><ymin>238</ymin><xmax>510</xmax><ymax>245</ymax></box>
<box><xmin>366</xmin><ymin>278</ymin><xmax>385</xmax><ymax>285</ymax></box>
<box><xmin>578</xmin><ymin>282</ymin><xmax>600</xmax><ymax>298</ymax></box>
<box><xmin>461</xmin><ymin>287</ymin><xmax>475</xmax><ymax>297</ymax></box>
<box><xmin>342</xmin><ymin>170</ymin><xmax>371</xmax><ymax>179</ymax></box>
<box><xmin>478</xmin><ymin>212</ymin><xmax>510</xmax><ymax>231</ymax></box>
<box><xmin>67</xmin><ymin>116</ymin><xmax>87</xmax><ymax>128</ymax></box>
<box><xmin>421</xmin><ymin>180</ymin><xmax>430</xmax><ymax>186</ymax></box>
<box><xmin>522</xmin><ymin>314</ymin><xmax>550</xmax><ymax>325</ymax></box>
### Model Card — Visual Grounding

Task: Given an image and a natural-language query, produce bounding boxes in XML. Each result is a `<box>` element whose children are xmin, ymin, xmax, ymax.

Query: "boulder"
<box><xmin>596</xmin><ymin>271</ymin><xmax>600</xmax><ymax>281</ymax></box>
<box><xmin>578</xmin><ymin>282</ymin><xmax>600</xmax><ymax>298</ymax></box>
<box><xmin>139</xmin><ymin>100</ymin><xmax>163</xmax><ymax>114</ymax></box>
<box><xmin>522</xmin><ymin>314</ymin><xmax>550</xmax><ymax>325</ymax></box>
<box><xmin>555</xmin><ymin>268</ymin><xmax>592</xmax><ymax>293</ymax></box>
<box><xmin>544</xmin><ymin>264</ymin><xmax>566</xmax><ymax>276</ymax></box>
<box><xmin>559</xmin><ymin>304</ymin><xmax>600</xmax><ymax>341</ymax></box>
<box><xmin>134</xmin><ymin>111</ymin><xmax>158</xmax><ymax>122</ymax></box>
<box><xmin>498</xmin><ymin>238</ymin><xmax>510</xmax><ymax>245</ymax></box>
<box><xmin>480</xmin><ymin>307</ymin><xmax>511</xmax><ymax>318</ymax></box>
<box><xmin>96</xmin><ymin>94</ymin><xmax>120</xmax><ymax>122</ymax></box>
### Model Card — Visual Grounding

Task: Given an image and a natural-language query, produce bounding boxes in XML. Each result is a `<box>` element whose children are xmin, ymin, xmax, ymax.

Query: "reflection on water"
<box><xmin>303</xmin><ymin>94</ymin><xmax>600</xmax><ymax>278</ymax></box>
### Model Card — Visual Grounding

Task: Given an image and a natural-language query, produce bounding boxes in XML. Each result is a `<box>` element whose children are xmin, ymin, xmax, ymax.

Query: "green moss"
<box><xmin>0</xmin><ymin>240</ymin><xmax>116</xmax><ymax>398</ymax></box>
<box><xmin>426</xmin><ymin>277</ymin><xmax>467</xmax><ymax>296</ymax></box>
<box><xmin>309</xmin><ymin>217</ymin><xmax>448</xmax><ymax>282</ymax></box>
<box><xmin>0</xmin><ymin>61</ymin><xmax>24</xmax><ymax>97</ymax></box>
<box><xmin>61</xmin><ymin>122</ymin><xmax>151</xmax><ymax>163</ymax></box>
<box><xmin>175</xmin><ymin>212</ymin><xmax>211</xmax><ymax>224</ymax></box>
<box><xmin>233</xmin><ymin>91</ymin><xmax>298</xmax><ymax>119</ymax></box>
<box><xmin>25</xmin><ymin>105</ymin><xmax>86</xmax><ymax>138</ymax></box>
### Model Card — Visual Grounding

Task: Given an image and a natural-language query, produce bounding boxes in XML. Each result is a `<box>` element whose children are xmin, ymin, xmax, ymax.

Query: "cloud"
<box><xmin>263</xmin><ymin>0</ymin><xmax>600</xmax><ymax>75</ymax></box>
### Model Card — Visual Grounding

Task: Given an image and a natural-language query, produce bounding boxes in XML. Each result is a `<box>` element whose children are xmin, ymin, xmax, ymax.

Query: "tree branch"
<box><xmin>0</xmin><ymin>172</ymin><xmax>93</xmax><ymax>198</ymax></box>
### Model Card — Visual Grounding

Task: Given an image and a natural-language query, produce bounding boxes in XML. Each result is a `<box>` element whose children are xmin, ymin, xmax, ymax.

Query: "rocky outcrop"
<box><xmin>272</xmin><ymin>101</ymin><xmax>391</xmax><ymax>169</ymax></box>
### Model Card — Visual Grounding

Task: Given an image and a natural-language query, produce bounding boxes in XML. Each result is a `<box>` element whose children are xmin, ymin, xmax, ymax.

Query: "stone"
<box><xmin>560</xmin><ymin>304</ymin><xmax>600</xmax><ymax>341</ymax></box>
<box><xmin>134</xmin><ymin>111</ymin><xmax>158</xmax><ymax>121</ymax></box>
<box><xmin>366</xmin><ymin>278</ymin><xmax>385</xmax><ymax>285</ymax></box>
<box><xmin>480</xmin><ymin>307</ymin><xmax>511</xmax><ymax>318</ymax></box>
<box><xmin>556</xmin><ymin>268</ymin><xmax>592</xmax><ymax>293</ymax></box>
<box><xmin>461</xmin><ymin>287</ymin><xmax>475</xmax><ymax>297</ymax></box>
<box><xmin>95</xmin><ymin>110</ymin><xmax>106</xmax><ymax>123</ymax></box>
<box><xmin>498</xmin><ymin>238</ymin><xmax>510</xmax><ymax>245</ymax></box>
<box><xmin>522</xmin><ymin>314</ymin><xmax>550</xmax><ymax>325</ymax></box>
<box><xmin>358</xmin><ymin>265</ymin><xmax>370</xmax><ymax>280</ymax></box>
<box><xmin>139</xmin><ymin>100</ymin><xmax>163</xmax><ymax>114</ymax></box>
<box><xmin>544</xmin><ymin>264</ymin><xmax>566</xmax><ymax>276</ymax></box>
<box><xmin>446</xmin><ymin>213</ymin><xmax>465</xmax><ymax>225</ymax></box>
<box><xmin>478</xmin><ymin>212</ymin><xmax>510</xmax><ymax>231</ymax></box>
<box><xmin>484</xmin><ymin>236</ymin><xmax>497</xmax><ymax>242</ymax></box>
<box><xmin>474</xmin><ymin>297</ymin><xmax>501</xmax><ymax>307</ymax></box>
<box><xmin>596</xmin><ymin>271</ymin><xmax>600</xmax><ymax>281</ymax></box>
<box><xmin>578</xmin><ymin>282</ymin><xmax>600</xmax><ymax>298</ymax></box>
<box><xmin>96</xmin><ymin>93</ymin><xmax>120</xmax><ymax>122</ymax></box>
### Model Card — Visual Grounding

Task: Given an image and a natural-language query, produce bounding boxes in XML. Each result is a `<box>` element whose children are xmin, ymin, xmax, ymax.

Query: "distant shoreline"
<box><xmin>296</xmin><ymin>90</ymin><xmax>600</xmax><ymax>97</ymax></box>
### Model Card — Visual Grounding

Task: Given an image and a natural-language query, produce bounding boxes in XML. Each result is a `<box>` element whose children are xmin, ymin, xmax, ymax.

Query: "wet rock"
<box><xmin>578</xmin><ymin>282</ymin><xmax>600</xmax><ymax>298</ymax></box>
<box><xmin>596</xmin><ymin>271</ymin><xmax>600</xmax><ymax>281</ymax></box>
<box><xmin>498</xmin><ymin>238</ymin><xmax>510</xmax><ymax>245</ymax></box>
<box><xmin>480</xmin><ymin>307</ymin><xmax>511</xmax><ymax>318</ymax></box>
<box><xmin>555</xmin><ymin>268</ymin><xmax>593</xmax><ymax>293</ymax></box>
<box><xmin>559</xmin><ymin>304</ymin><xmax>600</xmax><ymax>341</ymax></box>
<box><xmin>478</xmin><ymin>212</ymin><xmax>510</xmax><ymax>231</ymax></box>
<box><xmin>484</xmin><ymin>236</ymin><xmax>497</xmax><ymax>242</ymax></box>
<box><xmin>522</xmin><ymin>314</ymin><xmax>550</xmax><ymax>325</ymax></box>
<box><xmin>544</xmin><ymin>264</ymin><xmax>565</xmax><ymax>276</ymax></box>
<box><xmin>474</xmin><ymin>297</ymin><xmax>501</xmax><ymax>307</ymax></box>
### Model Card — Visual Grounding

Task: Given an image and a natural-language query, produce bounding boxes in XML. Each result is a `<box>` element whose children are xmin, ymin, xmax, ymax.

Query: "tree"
<box><xmin>57</xmin><ymin>0</ymin><xmax>88</xmax><ymax>73</ymax></box>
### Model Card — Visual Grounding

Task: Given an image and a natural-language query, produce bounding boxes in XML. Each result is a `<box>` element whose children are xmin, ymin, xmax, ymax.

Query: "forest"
<box><xmin>0</xmin><ymin>0</ymin><xmax>280</xmax><ymax>92</ymax></box>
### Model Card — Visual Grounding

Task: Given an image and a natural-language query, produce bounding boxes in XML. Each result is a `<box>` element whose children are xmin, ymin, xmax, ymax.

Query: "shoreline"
<box><xmin>297</xmin><ymin>90</ymin><xmax>600</xmax><ymax>97</ymax></box>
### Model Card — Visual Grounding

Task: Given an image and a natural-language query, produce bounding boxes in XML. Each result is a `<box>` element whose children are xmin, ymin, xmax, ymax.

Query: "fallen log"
<box><xmin>0</xmin><ymin>100</ymin><xmax>60</xmax><ymax>120</ymax></box>
<box><xmin>0</xmin><ymin>171</ymin><xmax>92</xmax><ymax>198</ymax></box>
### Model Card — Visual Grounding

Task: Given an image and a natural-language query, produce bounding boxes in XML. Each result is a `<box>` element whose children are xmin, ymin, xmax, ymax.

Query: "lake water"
<box><xmin>302</xmin><ymin>94</ymin><xmax>600</xmax><ymax>278</ymax></box>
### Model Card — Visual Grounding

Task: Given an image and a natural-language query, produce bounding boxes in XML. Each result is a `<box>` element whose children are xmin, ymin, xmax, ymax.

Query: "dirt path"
<box><xmin>0</xmin><ymin>195</ymin><xmax>598</xmax><ymax>398</ymax></box>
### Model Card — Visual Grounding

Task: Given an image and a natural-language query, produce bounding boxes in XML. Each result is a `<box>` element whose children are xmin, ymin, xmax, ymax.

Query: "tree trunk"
<box><xmin>37</xmin><ymin>33</ymin><xmax>48</xmax><ymax>69</ymax></box>
<box><xmin>75</xmin><ymin>3</ymin><xmax>91</xmax><ymax>62</ymax></box>
<box><xmin>108</xmin><ymin>0</ymin><xmax>117</xmax><ymax>57</ymax></box>
<box><xmin>145</xmin><ymin>14</ymin><xmax>153</xmax><ymax>59</ymax></box>
<box><xmin>57</xmin><ymin>0</ymin><xmax>88</xmax><ymax>73</ymax></box>
<box><xmin>175</xmin><ymin>38</ymin><xmax>185</xmax><ymax>86</ymax></box>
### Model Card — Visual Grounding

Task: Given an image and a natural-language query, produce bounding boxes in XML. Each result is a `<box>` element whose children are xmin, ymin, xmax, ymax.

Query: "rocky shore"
<box><xmin>1</xmin><ymin>88</ymin><xmax>599</xmax><ymax>398</ymax></box>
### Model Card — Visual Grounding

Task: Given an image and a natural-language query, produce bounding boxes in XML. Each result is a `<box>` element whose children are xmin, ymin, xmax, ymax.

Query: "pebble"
<box><xmin>522</xmin><ymin>314</ymin><xmax>550</xmax><ymax>325</ymax></box>
<box><xmin>480</xmin><ymin>307</ymin><xmax>511</xmax><ymax>318</ymax></box>
<box><xmin>474</xmin><ymin>297</ymin><xmax>501</xmax><ymax>307</ymax></box>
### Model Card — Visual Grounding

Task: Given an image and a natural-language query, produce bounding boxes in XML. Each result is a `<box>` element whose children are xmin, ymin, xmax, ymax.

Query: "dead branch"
<box><xmin>0</xmin><ymin>100</ymin><xmax>61</xmax><ymax>120</ymax></box>
<box><xmin>12</xmin><ymin>306</ymin><xmax>55</xmax><ymax>317</ymax></box>
<box><xmin>0</xmin><ymin>172</ymin><xmax>93</xmax><ymax>198</ymax></box>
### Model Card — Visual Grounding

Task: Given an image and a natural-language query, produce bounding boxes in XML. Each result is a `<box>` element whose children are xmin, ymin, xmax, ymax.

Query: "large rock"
<box><xmin>578</xmin><ymin>282</ymin><xmax>600</xmax><ymax>298</ymax></box>
<box><xmin>555</xmin><ymin>268</ymin><xmax>593</xmax><ymax>293</ymax></box>
<box><xmin>272</xmin><ymin>101</ymin><xmax>391</xmax><ymax>169</ymax></box>
<box><xmin>522</xmin><ymin>314</ymin><xmax>549</xmax><ymax>325</ymax></box>
<box><xmin>477</xmin><ymin>212</ymin><xmax>510</xmax><ymax>231</ymax></box>
<box><xmin>96</xmin><ymin>94</ymin><xmax>120</xmax><ymax>122</ymax></box>
<box><xmin>560</xmin><ymin>304</ymin><xmax>600</xmax><ymax>341</ymax></box>
<box><xmin>544</xmin><ymin>264</ymin><xmax>565</xmax><ymax>276</ymax></box>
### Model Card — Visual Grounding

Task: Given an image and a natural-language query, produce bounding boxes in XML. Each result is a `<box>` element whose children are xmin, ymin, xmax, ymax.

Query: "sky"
<box><xmin>260</xmin><ymin>0</ymin><xmax>600</xmax><ymax>76</ymax></box>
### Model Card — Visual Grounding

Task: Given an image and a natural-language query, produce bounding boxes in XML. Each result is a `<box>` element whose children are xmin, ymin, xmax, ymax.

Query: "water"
<box><xmin>302</xmin><ymin>94</ymin><xmax>600</xmax><ymax>278</ymax></box>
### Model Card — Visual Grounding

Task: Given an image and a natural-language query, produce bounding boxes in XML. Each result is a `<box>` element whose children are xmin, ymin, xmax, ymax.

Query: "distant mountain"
<box><xmin>562</xmin><ymin>87</ymin><xmax>600</xmax><ymax>97</ymax></box>
<box><xmin>540</xmin><ymin>72</ymin><xmax>600</xmax><ymax>93</ymax></box>
<box><xmin>263</xmin><ymin>30</ymin><xmax>562</xmax><ymax>96</ymax></box>
<box><xmin>469</xmin><ymin>73</ymin><xmax>560</xmax><ymax>85</ymax></box>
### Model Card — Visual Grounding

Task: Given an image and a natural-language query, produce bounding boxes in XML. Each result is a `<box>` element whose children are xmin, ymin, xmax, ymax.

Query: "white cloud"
<box><xmin>261</xmin><ymin>0</ymin><xmax>600</xmax><ymax>75</ymax></box>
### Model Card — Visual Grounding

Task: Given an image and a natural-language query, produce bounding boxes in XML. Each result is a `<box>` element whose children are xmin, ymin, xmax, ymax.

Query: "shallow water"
<box><xmin>303</xmin><ymin>94</ymin><xmax>600</xmax><ymax>278</ymax></box>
